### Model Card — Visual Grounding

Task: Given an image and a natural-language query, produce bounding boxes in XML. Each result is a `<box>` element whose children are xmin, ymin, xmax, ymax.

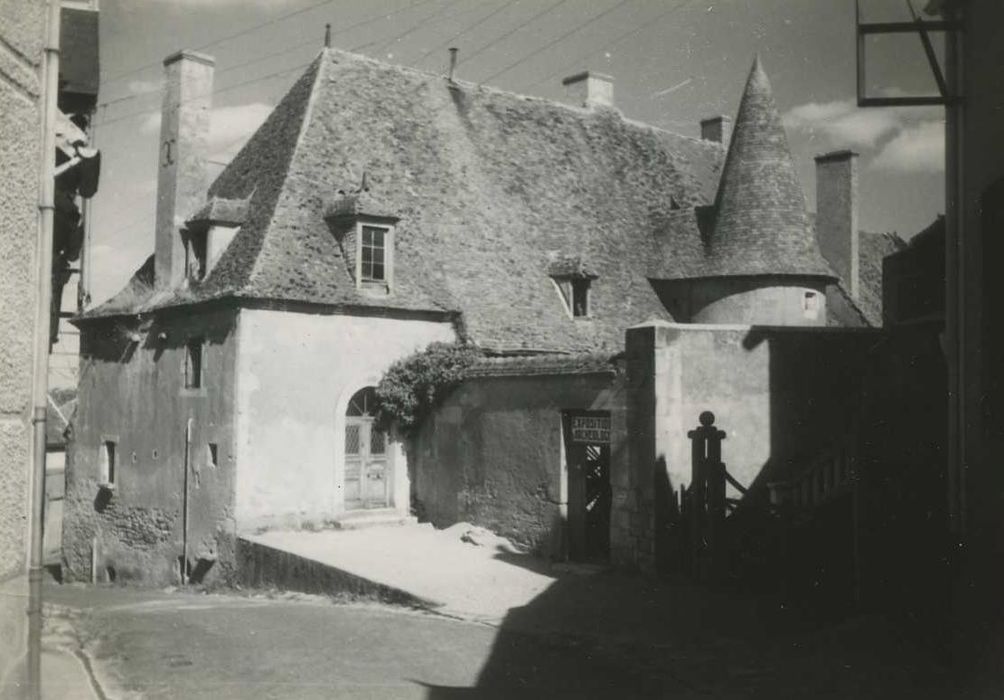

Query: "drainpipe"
<box><xmin>182</xmin><ymin>417</ymin><xmax>193</xmax><ymax>584</ymax></box>
<box><xmin>28</xmin><ymin>1</ymin><xmax>61</xmax><ymax>696</ymax></box>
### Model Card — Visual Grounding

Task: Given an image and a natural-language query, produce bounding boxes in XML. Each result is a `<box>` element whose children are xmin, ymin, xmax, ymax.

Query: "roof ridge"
<box><xmin>321</xmin><ymin>45</ymin><xmax>705</xmax><ymax>145</ymax></box>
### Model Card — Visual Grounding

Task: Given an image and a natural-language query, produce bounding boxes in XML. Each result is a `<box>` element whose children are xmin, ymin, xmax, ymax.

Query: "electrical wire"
<box><xmin>411</xmin><ymin>0</ymin><xmax>513</xmax><ymax>68</ymax></box>
<box><xmin>523</xmin><ymin>0</ymin><xmax>693</xmax><ymax>92</ymax></box>
<box><xmin>455</xmin><ymin>0</ymin><xmax>570</xmax><ymax>68</ymax></box>
<box><xmin>480</xmin><ymin>0</ymin><xmax>634</xmax><ymax>84</ymax></box>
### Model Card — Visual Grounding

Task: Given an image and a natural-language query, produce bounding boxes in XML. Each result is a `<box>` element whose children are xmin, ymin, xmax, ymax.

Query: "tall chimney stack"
<box><xmin>700</xmin><ymin>115</ymin><xmax>732</xmax><ymax>146</ymax></box>
<box><xmin>154</xmin><ymin>50</ymin><xmax>215</xmax><ymax>289</ymax></box>
<box><xmin>561</xmin><ymin>71</ymin><xmax>614</xmax><ymax>109</ymax></box>
<box><xmin>815</xmin><ymin>150</ymin><xmax>860</xmax><ymax>298</ymax></box>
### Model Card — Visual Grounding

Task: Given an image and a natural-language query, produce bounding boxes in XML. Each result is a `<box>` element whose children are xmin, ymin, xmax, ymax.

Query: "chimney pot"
<box><xmin>154</xmin><ymin>49</ymin><xmax>215</xmax><ymax>289</ymax></box>
<box><xmin>561</xmin><ymin>71</ymin><xmax>614</xmax><ymax>109</ymax></box>
<box><xmin>700</xmin><ymin>115</ymin><xmax>732</xmax><ymax>145</ymax></box>
<box><xmin>448</xmin><ymin>47</ymin><xmax>458</xmax><ymax>82</ymax></box>
<box><xmin>815</xmin><ymin>150</ymin><xmax>860</xmax><ymax>298</ymax></box>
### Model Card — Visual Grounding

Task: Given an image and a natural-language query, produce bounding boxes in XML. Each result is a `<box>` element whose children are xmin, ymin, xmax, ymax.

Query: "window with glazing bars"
<box><xmin>360</xmin><ymin>226</ymin><xmax>387</xmax><ymax>282</ymax></box>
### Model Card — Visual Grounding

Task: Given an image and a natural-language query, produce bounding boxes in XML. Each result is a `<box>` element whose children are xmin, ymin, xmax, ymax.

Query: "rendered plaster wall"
<box><xmin>624</xmin><ymin>322</ymin><xmax>877</xmax><ymax>571</ymax></box>
<box><xmin>413</xmin><ymin>373</ymin><xmax>623</xmax><ymax>558</ymax></box>
<box><xmin>234</xmin><ymin>308</ymin><xmax>455</xmax><ymax>529</ymax></box>
<box><xmin>659</xmin><ymin>277</ymin><xmax>828</xmax><ymax>327</ymax></box>
<box><xmin>64</xmin><ymin>307</ymin><xmax>241</xmax><ymax>585</ymax></box>
<box><xmin>0</xmin><ymin>1</ymin><xmax>44</xmax><ymax>691</ymax></box>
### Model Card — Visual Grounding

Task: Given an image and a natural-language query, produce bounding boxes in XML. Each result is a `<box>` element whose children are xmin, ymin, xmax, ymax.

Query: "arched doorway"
<box><xmin>344</xmin><ymin>387</ymin><xmax>390</xmax><ymax>510</ymax></box>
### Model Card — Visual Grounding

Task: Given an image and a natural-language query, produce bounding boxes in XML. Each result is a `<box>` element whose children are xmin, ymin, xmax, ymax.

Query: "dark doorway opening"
<box><xmin>564</xmin><ymin>411</ymin><xmax>612</xmax><ymax>563</ymax></box>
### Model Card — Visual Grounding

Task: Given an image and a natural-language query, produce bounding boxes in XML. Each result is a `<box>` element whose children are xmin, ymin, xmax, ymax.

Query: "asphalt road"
<box><xmin>43</xmin><ymin>577</ymin><xmax>956</xmax><ymax>700</ymax></box>
<box><xmin>44</xmin><ymin>584</ymin><xmax>680</xmax><ymax>699</ymax></box>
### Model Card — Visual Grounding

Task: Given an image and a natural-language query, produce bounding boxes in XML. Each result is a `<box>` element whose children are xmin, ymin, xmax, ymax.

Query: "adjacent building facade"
<box><xmin>65</xmin><ymin>47</ymin><xmax>896</xmax><ymax>585</ymax></box>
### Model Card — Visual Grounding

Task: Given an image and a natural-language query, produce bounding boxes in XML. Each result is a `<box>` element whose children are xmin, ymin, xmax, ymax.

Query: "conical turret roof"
<box><xmin>700</xmin><ymin>57</ymin><xmax>834</xmax><ymax>279</ymax></box>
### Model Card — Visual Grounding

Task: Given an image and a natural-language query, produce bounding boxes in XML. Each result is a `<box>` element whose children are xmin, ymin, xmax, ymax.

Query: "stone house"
<box><xmin>65</xmin><ymin>46</ymin><xmax>897</xmax><ymax>585</ymax></box>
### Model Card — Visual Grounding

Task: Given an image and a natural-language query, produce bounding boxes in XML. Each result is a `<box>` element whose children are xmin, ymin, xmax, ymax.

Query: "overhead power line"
<box><xmin>524</xmin><ymin>0</ymin><xmax>693</xmax><ymax>92</ymax></box>
<box><xmin>101</xmin><ymin>0</ymin><xmax>342</xmax><ymax>86</ymax></box>
<box><xmin>456</xmin><ymin>0</ymin><xmax>570</xmax><ymax>68</ymax></box>
<box><xmin>98</xmin><ymin>0</ymin><xmax>443</xmax><ymax>112</ymax></box>
<box><xmin>367</xmin><ymin>0</ymin><xmax>472</xmax><ymax>55</ymax></box>
<box><xmin>411</xmin><ymin>0</ymin><xmax>513</xmax><ymax>68</ymax></box>
<box><xmin>480</xmin><ymin>0</ymin><xmax>634</xmax><ymax>84</ymax></box>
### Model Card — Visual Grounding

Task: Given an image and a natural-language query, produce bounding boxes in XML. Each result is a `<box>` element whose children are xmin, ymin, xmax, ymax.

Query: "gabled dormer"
<box><xmin>324</xmin><ymin>185</ymin><xmax>399</xmax><ymax>296</ymax></box>
<box><xmin>183</xmin><ymin>196</ymin><xmax>248</xmax><ymax>282</ymax></box>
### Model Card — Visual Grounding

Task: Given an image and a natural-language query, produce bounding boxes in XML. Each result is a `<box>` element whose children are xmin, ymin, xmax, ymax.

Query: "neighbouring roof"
<box><xmin>858</xmin><ymin>231</ymin><xmax>907</xmax><ymax>325</ymax></box>
<box><xmin>695</xmin><ymin>57</ymin><xmax>834</xmax><ymax>281</ymax></box>
<box><xmin>83</xmin><ymin>48</ymin><xmax>727</xmax><ymax>353</ymax></box>
<box><xmin>465</xmin><ymin>353</ymin><xmax>618</xmax><ymax>378</ymax></box>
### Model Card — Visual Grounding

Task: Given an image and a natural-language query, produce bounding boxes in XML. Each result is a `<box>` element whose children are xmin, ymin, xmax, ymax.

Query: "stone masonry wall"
<box><xmin>64</xmin><ymin>307</ymin><xmax>242</xmax><ymax>586</ymax></box>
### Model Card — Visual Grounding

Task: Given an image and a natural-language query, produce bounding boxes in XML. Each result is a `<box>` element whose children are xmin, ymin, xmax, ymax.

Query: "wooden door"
<box><xmin>344</xmin><ymin>387</ymin><xmax>390</xmax><ymax>511</ymax></box>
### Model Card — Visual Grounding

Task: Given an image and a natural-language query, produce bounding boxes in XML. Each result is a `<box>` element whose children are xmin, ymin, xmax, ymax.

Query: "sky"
<box><xmin>86</xmin><ymin>0</ymin><xmax>947</xmax><ymax>305</ymax></box>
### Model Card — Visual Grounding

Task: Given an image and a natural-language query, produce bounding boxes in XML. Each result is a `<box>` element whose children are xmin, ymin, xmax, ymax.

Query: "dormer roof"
<box><xmin>696</xmin><ymin>57</ymin><xmax>835</xmax><ymax>280</ymax></box>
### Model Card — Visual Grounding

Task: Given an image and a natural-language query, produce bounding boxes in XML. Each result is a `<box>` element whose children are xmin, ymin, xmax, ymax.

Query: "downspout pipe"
<box><xmin>182</xmin><ymin>417</ymin><xmax>193</xmax><ymax>584</ymax></box>
<box><xmin>28</xmin><ymin>1</ymin><xmax>61</xmax><ymax>697</ymax></box>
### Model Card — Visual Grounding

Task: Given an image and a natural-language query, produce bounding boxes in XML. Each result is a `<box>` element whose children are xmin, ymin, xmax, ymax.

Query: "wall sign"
<box><xmin>571</xmin><ymin>415</ymin><xmax>610</xmax><ymax>444</ymax></box>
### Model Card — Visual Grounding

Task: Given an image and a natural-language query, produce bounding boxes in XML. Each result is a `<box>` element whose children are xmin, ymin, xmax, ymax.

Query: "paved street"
<box><xmin>42</xmin><ymin>573</ymin><xmax>954</xmax><ymax>700</ymax></box>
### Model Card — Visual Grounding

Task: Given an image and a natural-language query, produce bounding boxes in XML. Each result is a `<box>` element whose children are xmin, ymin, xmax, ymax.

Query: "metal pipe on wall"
<box><xmin>27</xmin><ymin>1</ymin><xmax>62</xmax><ymax>696</ymax></box>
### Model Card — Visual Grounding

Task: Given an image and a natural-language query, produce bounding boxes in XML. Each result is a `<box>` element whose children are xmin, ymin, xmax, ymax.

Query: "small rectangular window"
<box><xmin>571</xmin><ymin>278</ymin><xmax>590</xmax><ymax>318</ymax></box>
<box><xmin>207</xmin><ymin>443</ymin><xmax>219</xmax><ymax>469</ymax></box>
<box><xmin>802</xmin><ymin>291</ymin><xmax>819</xmax><ymax>319</ymax></box>
<box><xmin>100</xmin><ymin>440</ymin><xmax>117</xmax><ymax>486</ymax></box>
<box><xmin>185</xmin><ymin>338</ymin><xmax>204</xmax><ymax>389</ymax></box>
<box><xmin>360</xmin><ymin>226</ymin><xmax>387</xmax><ymax>282</ymax></box>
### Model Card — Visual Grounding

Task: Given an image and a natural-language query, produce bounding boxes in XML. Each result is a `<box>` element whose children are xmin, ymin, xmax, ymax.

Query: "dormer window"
<box><xmin>571</xmin><ymin>278</ymin><xmax>590</xmax><ymax>317</ymax></box>
<box><xmin>552</xmin><ymin>275</ymin><xmax>594</xmax><ymax>319</ymax></box>
<box><xmin>548</xmin><ymin>255</ymin><xmax>597</xmax><ymax>320</ymax></box>
<box><xmin>360</xmin><ymin>225</ymin><xmax>389</xmax><ymax>284</ymax></box>
<box><xmin>323</xmin><ymin>186</ymin><xmax>399</xmax><ymax>296</ymax></box>
<box><xmin>186</xmin><ymin>227</ymin><xmax>208</xmax><ymax>280</ymax></box>
<box><xmin>184</xmin><ymin>197</ymin><xmax>248</xmax><ymax>283</ymax></box>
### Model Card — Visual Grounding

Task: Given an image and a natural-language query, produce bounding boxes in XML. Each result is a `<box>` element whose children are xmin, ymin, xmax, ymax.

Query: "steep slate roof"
<box><xmin>857</xmin><ymin>231</ymin><xmax>906</xmax><ymax>325</ymax></box>
<box><xmin>84</xmin><ymin>48</ymin><xmax>726</xmax><ymax>353</ymax></box>
<box><xmin>694</xmin><ymin>57</ymin><xmax>834</xmax><ymax>280</ymax></box>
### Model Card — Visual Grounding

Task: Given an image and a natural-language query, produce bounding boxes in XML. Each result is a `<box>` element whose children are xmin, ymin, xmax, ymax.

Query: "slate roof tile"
<box><xmin>695</xmin><ymin>57</ymin><xmax>834</xmax><ymax>280</ymax></box>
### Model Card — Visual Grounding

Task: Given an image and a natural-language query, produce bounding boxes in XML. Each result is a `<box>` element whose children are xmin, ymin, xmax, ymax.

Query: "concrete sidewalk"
<box><xmin>244</xmin><ymin>523</ymin><xmax>558</xmax><ymax>622</ymax></box>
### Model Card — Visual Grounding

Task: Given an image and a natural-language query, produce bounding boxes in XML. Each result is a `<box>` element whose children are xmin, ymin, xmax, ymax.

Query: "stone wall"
<box><xmin>622</xmin><ymin>321</ymin><xmax>878</xmax><ymax>572</ymax></box>
<box><xmin>413</xmin><ymin>372</ymin><xmax>623</xmax><ymax>559</ymax></box>
<box><xmin>64</xmin><ymin>307</ymin><xmax>242</xmax><ymax>585</ymax></box>
<box><xmin>0</xmin><ymin>0</ymin><xmax>44</xmax><ymax>692</ymax></box>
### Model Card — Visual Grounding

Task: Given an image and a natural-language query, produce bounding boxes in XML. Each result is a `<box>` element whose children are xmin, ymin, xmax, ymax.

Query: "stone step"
<box><xmin>327</xmin><ymin>509</ymin><xmax>419</xmax><ymax>531</ymax></box>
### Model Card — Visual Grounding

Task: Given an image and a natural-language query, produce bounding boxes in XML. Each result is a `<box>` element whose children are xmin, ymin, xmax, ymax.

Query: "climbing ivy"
<box><xmin>374</xmin><ymin>342</ymin><xmax>482</xmax><ymax>438</ymax></box>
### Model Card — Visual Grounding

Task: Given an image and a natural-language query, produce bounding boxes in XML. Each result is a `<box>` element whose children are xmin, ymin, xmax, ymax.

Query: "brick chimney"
<box><xmin>815</xmin><ymin>150</ymin><xmax>860</xmax><ymax>298</ymax></box>
<box><xmin>700</xmin><ymin>115</ymin><xmax>732</xmax><ymax>146</ymax></box>
<box><xmin>561</xmin><ymin>71</ymin><xmax>614</xmax><ymax>109</ymax></box>
<box><xmin>154</xmin><ymin>50</ymin><xmax>215</xmax><ymax>289</ymax></box>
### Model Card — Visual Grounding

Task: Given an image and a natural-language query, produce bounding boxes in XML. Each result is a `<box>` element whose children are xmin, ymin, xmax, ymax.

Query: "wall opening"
<box><xmin>571</xmin><ymin>278</ymin><xmax>591</xmax><ymax>318</ymax></box>
<box><xmin>100</xmin><ymin>440</ymin><xmax>117</xmax><ymax>486</ymax></box>
<box><xmin>207</xmin><ymin>442</ymin><xmax>219</xmax><ymax>469</ymax></box>
<box><xmin>563</xmin><ymin>411</ymin><xmax>612</xmax><ymax>562</ymax></box>
<box><xmin>184</xmin><ymin>337</ymin><xmax>204</xmax><ymax>389</ymax></box>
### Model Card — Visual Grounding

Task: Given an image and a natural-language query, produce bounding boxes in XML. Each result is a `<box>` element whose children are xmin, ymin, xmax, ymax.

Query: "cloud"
<box><xmin>783</xmin><ymin>99</ymin><xmax>900</xmax><ymax>147</ymax></box>
<box><xmin>140</xmin><ymin>102</ymin><xmax>272</xmax><ymax>157</ymax></box>
<box><xmin>872</xmin><ymin>120</ymin><xmax>945</xmax><ymax>172</ymax></box>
